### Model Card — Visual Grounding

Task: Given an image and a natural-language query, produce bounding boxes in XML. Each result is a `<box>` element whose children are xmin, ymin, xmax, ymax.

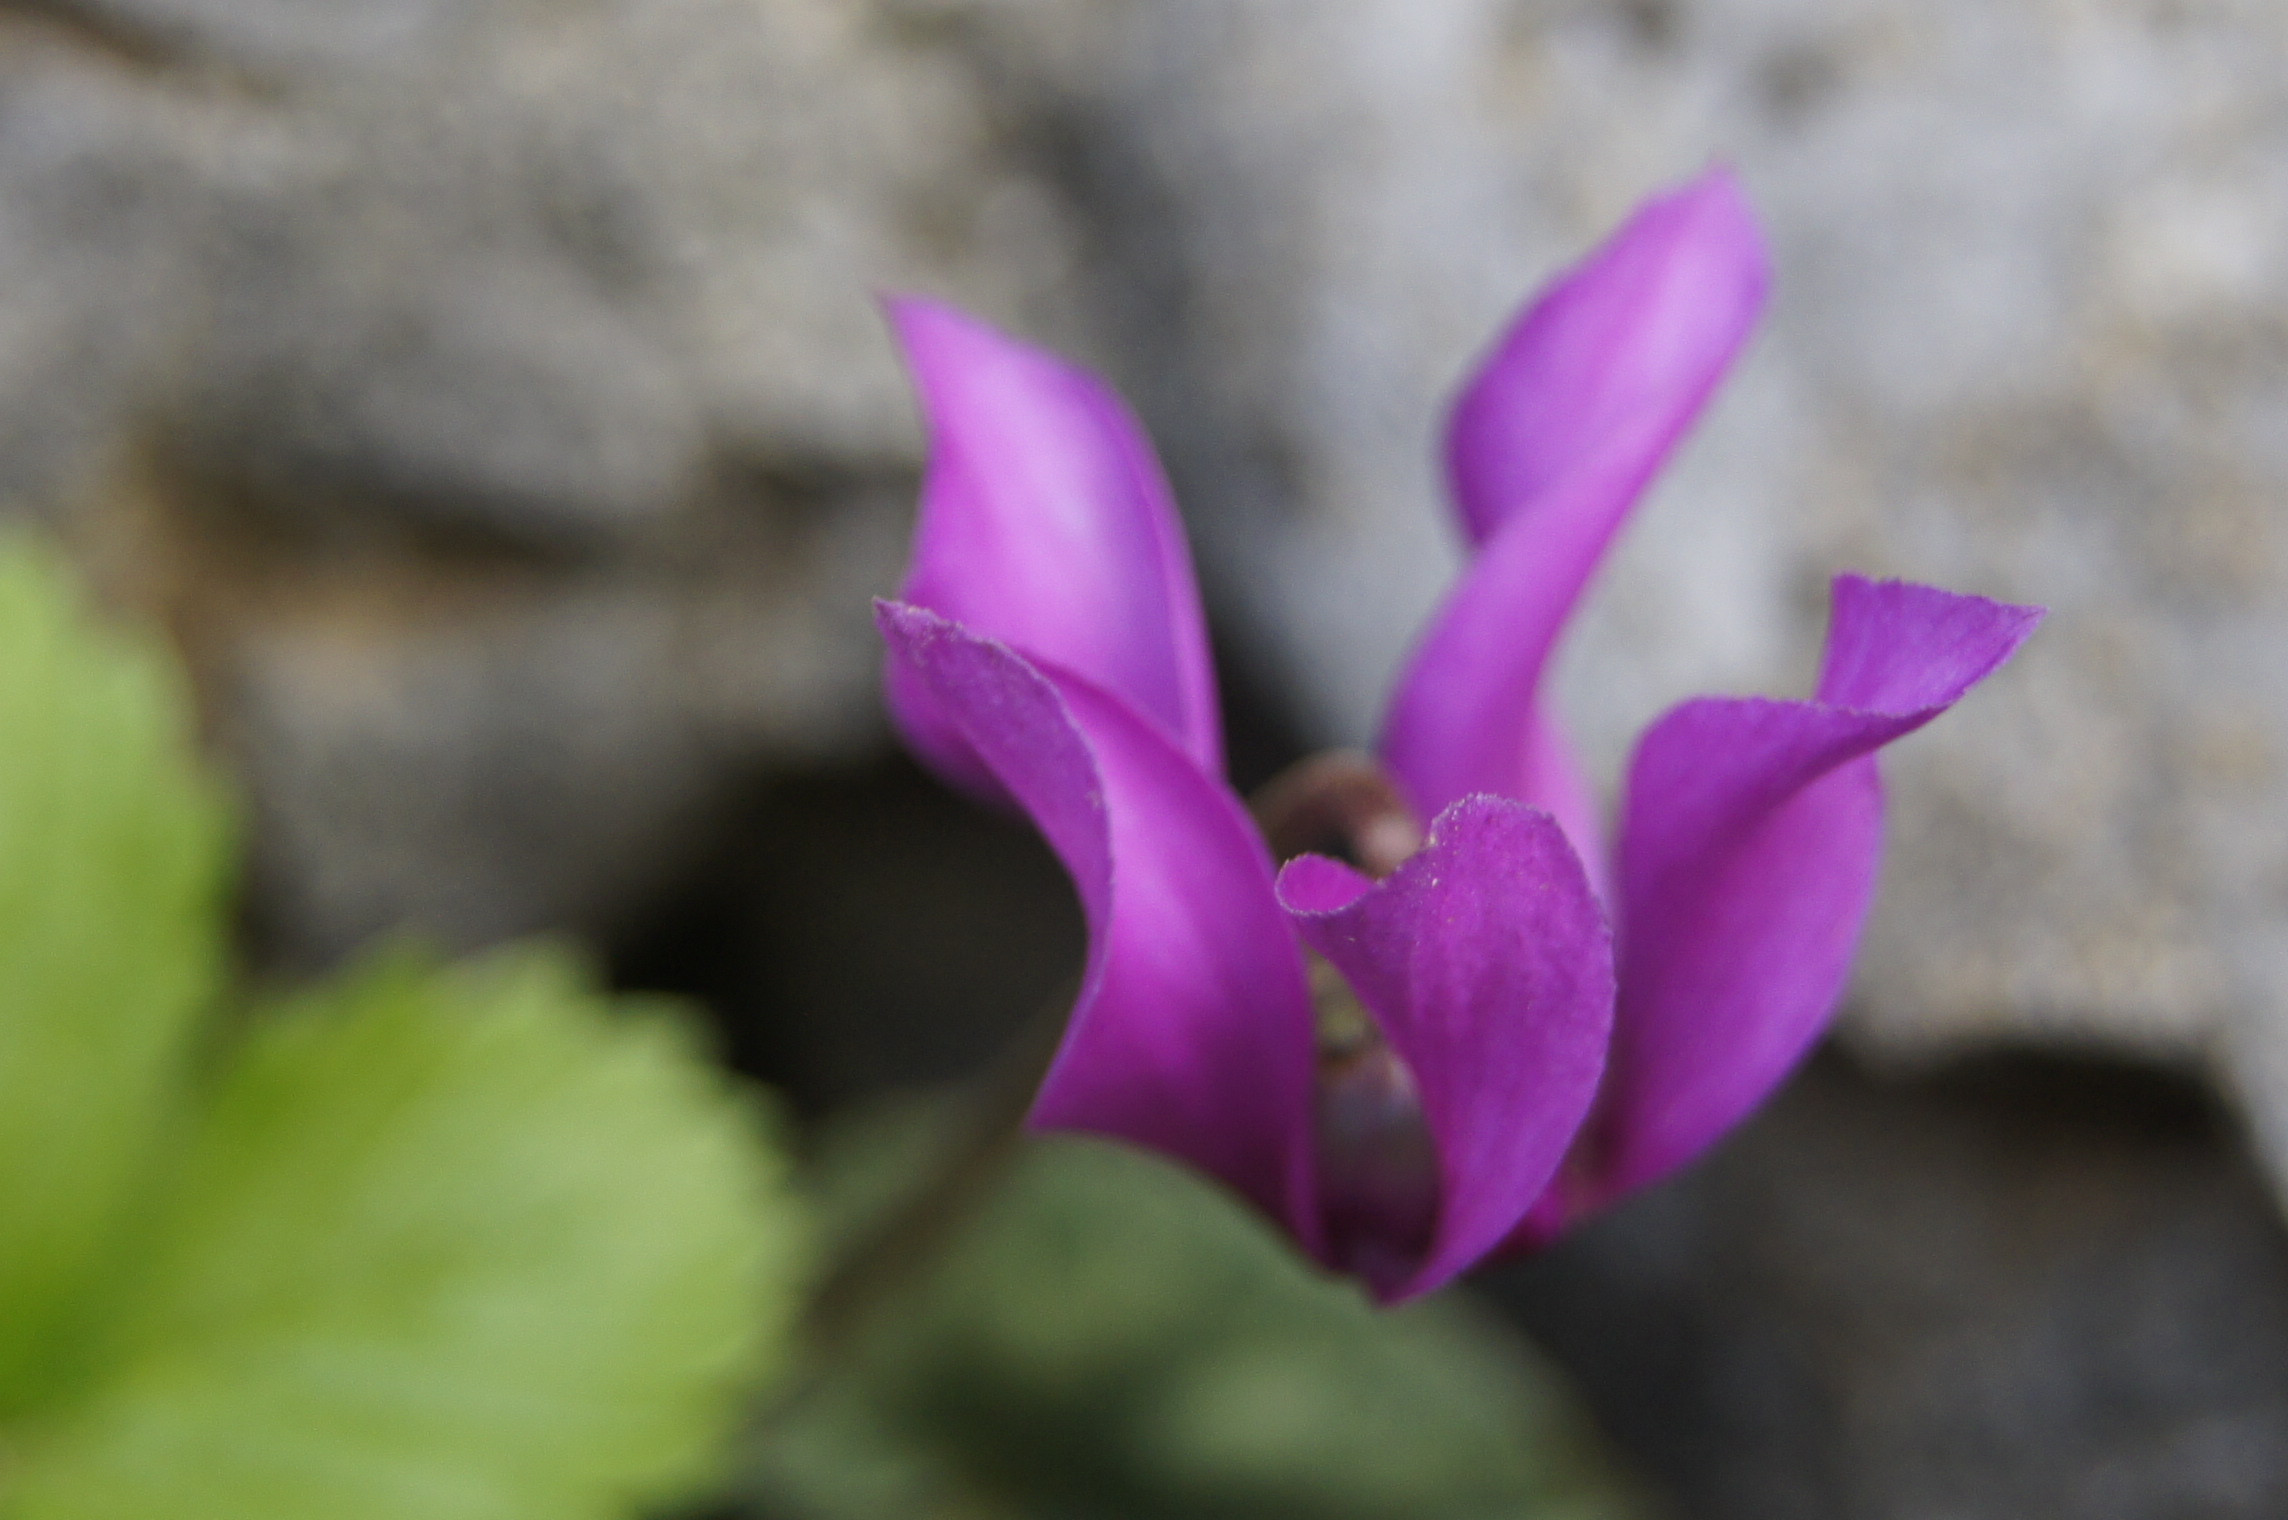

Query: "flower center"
<box><xmin>1309</xmin><ymin>955</ymin><xmax>1439</xmax><ymax>1291</ymax></box>
<box><xmin>1254</xmin><ymin>751</ymin><xmax>1441</xmax><ymax>1292</ymax></box>
<box><xmin>1251</xmin><ymin>751</ymin><xmax>1423</xmax><ymax>876</ymax></box>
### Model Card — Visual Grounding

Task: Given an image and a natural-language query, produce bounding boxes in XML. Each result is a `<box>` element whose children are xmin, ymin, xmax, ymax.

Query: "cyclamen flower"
<box><xmin>876</xmin><ymin>167</ymin><xmax>2041</xmax><ymax>1303</ymax></box>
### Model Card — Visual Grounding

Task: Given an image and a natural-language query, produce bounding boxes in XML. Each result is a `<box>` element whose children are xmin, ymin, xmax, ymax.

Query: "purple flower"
<box><xmin>875</xmin><ymin>168</ymin><xmax>2042</xmax><ymax>1303</ymax></box>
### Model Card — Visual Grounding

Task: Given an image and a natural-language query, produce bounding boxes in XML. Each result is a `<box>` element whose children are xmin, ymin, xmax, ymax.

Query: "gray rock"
<box><xmin>1491</xmin><ymin>1051</ymin><xmax>2288</xmax><ymax>1520</ymax></box>
<box><xmin>229</xmin><ymin>584</ymin><xmax>715</xmax><ymax>962</ymax></box>
<box><xmin>0</xmin><ymin>0</ymin><xmax>1089</xmax><ymax>958</ymax></box>
<box><xmin>0</xmin><ymin>21</ymin><xmax>219</xmax><ymax>510</ymax></box>
<box><xmin>189</xmin><ymin>226</ymin><xmax>707</xmax><ymax>547</ymax></box>
<box><xmin>21</xmin><ymin>0</ymin><xmax>466</xmax><ymax>75</ymax></box>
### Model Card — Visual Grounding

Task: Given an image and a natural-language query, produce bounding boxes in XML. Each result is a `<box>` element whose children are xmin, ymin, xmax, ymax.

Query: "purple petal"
<box><xmin>1514</xmin><ymin>707</ymin><xmax>1604</xmax><ymax>888</ymax></box>
<box><xmin>884</xmin><ymin>299</ymin><xmax>1222</xmax><ymax>798</ymax></box>
<box><xmin>1280</xmin><ymin>797</ymin><xmax>1615</xmax><ymax>1303</ymax></box>
<box><xmin>1380</xmin><ymin>171</ymin><xmax>1767</xmax><ymax>871</ymax></box>
<box><xmin>1277</xmin><ymin>852</ymin><xmax>1374</xmax><ymax>915</ymax></box>
<box><xmin>1376</xmin><ymin>463</ymin><xmax>1622</xmax><ymax>879</ymax></box>
<box><xmin>1812</xmin><ymin>575</ymin><xmax>2044</xmax><ymax>711</ymax></box>
<box><xmin>877</xmin><ymin>600</ymin><xmax>1319</xmax><ymax>1247</ymax></box>
<box><xmin>1579</xmin><ymin>576</ymin><xmax>2042</xmax><ymax>1209</ymax></box>
<box><xmin>1445</xmin><ymin>166</ymin><xmax>1769</xmax><ymax>547</ymax></box>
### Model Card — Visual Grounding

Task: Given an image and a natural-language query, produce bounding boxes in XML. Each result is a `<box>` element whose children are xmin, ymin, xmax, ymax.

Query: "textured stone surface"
<box><xmin>939</xmin><ymin>0</ymin><xmax>2288</xmax><ymax>1194</ymax></box>
<box><xmin>0</xmin><ymin>0</ymin><xmax>1091</xmax><ymax>960</ymax></box>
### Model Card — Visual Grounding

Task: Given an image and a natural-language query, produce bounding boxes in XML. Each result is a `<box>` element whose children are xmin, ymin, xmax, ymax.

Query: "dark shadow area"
<box><xmin>1486</xmin><ymin>1048</ymin><xmax>2288</xmax><ymax>1520</ymax></box>
<box><xmin>611</xmin><ymin>749</ymin><xmax>1082</xmax><ymax>1115</ymax></box>
<box><xmin>612</xmin><ymin>628</ymin><xmax>1312</xmax><ymax>1116</ymax></box>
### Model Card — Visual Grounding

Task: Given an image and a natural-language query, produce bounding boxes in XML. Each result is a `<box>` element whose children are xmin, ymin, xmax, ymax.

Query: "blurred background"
<box><xmin>5</xmin><ymin>0</ymin><xmax>2288</xmax><ymax>1513</ymax></box>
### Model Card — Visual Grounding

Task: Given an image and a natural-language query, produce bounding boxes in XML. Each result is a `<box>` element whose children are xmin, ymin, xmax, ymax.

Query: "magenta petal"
<box><xmin>1276</xmin><ymin>851</ymin><xmax>1375</xmax><ymax>915</ymax></box>
<box><xmin>884</xmin><ymin>298</ymin><xmax>1222</xmax><ymax>796</ymax></box>
<box><xmin>1376</xmin><ymin>463</ymin><xmax>1621</xmax><ymax>876</ymax></box>
<box><xmin>1812</xmin><ymin>575</ymin><xmax>2045</xmax><ymax>711</ymax></box>
<box><xmin>1382</xmin><ymin>169</ymin><xmax>1768</xmax><ymax>864</ymax></box>
<box><xmin>1280</xmin><ymin>797</ymin><xmax>1615</xmax><ymax>1304</ymax></box>
<box><xmin>1584</xmin><ymin>577</ymin><xmax>2043</xmax><ymax>1207</ymax></box>
<box><xmin>876</xmin><ymin>600</ymin><xmax>1319</xmax><ymax>1246</ymax></box>
<box><xmin>1445</xmin><ymin>166</ymin><xmax>1769</xmax><ymax>548</ymax></box>
<box><xmin>1514</xmin><ymin>704</ymin><xmax>1609</xmax><ymax>903</ymax></box>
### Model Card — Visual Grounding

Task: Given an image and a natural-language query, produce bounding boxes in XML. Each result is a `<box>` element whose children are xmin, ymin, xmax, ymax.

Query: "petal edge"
<box><xmin>1580</xmin><ymin>579</ymin><xmax>2043</xmax><ymax>1211</ymax></box>
<box><xmin>878</xmin><ymin>600</ymin><xmax>1318</xmax><ymax>1247</ymax></box>
<box><xmin>1445</xmin><ymin>165</ymin><xmax>1769</xmax><ymax>547</ymax></box>
<box><xmin>885</xmin><ymin>300</ymin><xmax>1222</xmax><ymax>794</ymax></box>
<box><xmin>1281</xmin><ymin>797</ymin><xmax>1614</xmax><ymax>1301</ymax></box>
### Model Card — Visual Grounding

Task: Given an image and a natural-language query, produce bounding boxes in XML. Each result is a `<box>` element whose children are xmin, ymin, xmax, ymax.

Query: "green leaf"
<box><xmin>0</xmin><ymin>540</ymin><xmax>230</xmax><ymax>1410</ymax></box>
<box><xmin>750</xmin><ymin>1106</ymin><xmax>1646</xmax><ymax>1520</ymax></box>
<box><xmin>6</xmin><ymin>947</ymin><xmax>808</xmax><ymax>1520</ymax></box>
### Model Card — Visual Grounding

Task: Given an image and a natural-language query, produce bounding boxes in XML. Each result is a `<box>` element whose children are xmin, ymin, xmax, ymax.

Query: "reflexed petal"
<box><xmin>1581</xmin><ymin>577</ymin><xmax>2042</xmax><ymax>1208</ymax></box>
<box><xmin>1280</xmin><ymin>797</ymin><xmax>1615</xmax><ymax>1303</ymax></box>
<box><xmin>876</xmin><ymin>601</ymin><xmax>1319</xmax><ymax>1246</ymax></box>
<box><xmin>1445</xmin><ymin>166</ymin><xmax>1769</xmax><ymax>547</ymax></box>
<box><xmin>884</xmin><ymin>299</ymin><xmax>1222</xmax><ymax>796</ymax></box>
<box><xmin>1383</xmin><ymin>168</ymin><xmax>1768</xmax><ymax>870</ymax></box>
<box><xmin>1377</xmin><ymin>462</ymin><xmax>1626</xmax><ymax>873</ymax></box>
<box><xmin>1812</xmin><ymin>575</ymin><xmax>2047</xmax><ymax>712</ymax></box>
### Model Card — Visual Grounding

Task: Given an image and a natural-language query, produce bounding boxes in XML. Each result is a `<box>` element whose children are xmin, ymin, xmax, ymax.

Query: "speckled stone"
<box><xmin>0</xmin><ymin>0</ymin><xmax>1090</xmax><ymax>960</ymax></box>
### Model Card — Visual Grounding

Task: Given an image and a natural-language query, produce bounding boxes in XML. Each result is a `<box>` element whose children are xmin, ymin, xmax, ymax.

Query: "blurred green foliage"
<box><xmin>749</xmin><ymin>1103</ymin><xmax>1649</xmax><ymax>1520</ymax></box>
<box><xmin>0</xmin><ymin>540</ymin><xmax>806</xmax><ymax>1519</ymax></box>
<box><xmin>0</xmin><ymin>546</ymin><xmax>229</xmax><ymax>1411</ymax></box>
<box><xmin>0</xmin><ymin>533</ymin><xmax>1649</xmax><ymax>1519</ymax></box>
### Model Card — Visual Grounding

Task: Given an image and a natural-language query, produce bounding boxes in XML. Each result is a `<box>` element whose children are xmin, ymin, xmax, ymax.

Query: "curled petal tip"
<box><xmin>1444</xmin><ymin>166</ymin><xmax>1771</xmax><ymax>548</ymax></box>
<box><xmin>872</xmin><ymin>594</ymin><xmax>934</xmax><ymax>640</ymax></box>
<box><xmin>877</xmin><ymin>599</ymin><xmax>1017</xmax><ymax>807</ymax></box>
<box><xmin>1392</xmin><ymin>168</ymin><xmax>1774</xmax><ymax>850</ymax></box>
<box><xmin>1817</xmin><ymin>575</ymin><xmax>2045</xmax><ymax>714</ymax></box>
<box><xmin>885</xmin><ymin>299</ymin><xmax>1223</xmax><ymax>786</ymax></box>
<box><xmin>1589</xmin><ymin>575</ymin><xmax>2041</xmax><ymax>1213</ymax></box>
